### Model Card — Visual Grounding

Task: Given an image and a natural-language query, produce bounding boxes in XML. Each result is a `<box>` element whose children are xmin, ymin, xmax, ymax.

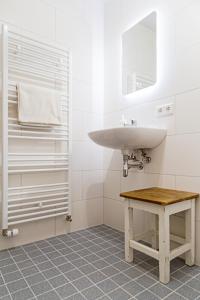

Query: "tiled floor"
<box><xmin>0</xmin><ymin>225</ymin><xmax>200</xmax><ymax>300</ymax></box>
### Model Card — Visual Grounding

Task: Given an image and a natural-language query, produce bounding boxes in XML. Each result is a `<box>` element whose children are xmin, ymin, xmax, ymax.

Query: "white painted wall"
<box><xmin>0</xmin><ymin>0</ymin><xmax>104</xmax><ymax>250</ymax></box>
<box><xmin>103</xmin><ymin>0</ymin><xmax>200</xmax><ymax>264</ymax></box>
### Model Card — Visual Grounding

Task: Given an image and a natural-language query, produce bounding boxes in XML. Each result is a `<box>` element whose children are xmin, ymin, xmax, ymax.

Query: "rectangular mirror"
<box><xmin>122</xmin><ymin>12</ymin><xmax>157</xmax><ymax>95</ymax></box>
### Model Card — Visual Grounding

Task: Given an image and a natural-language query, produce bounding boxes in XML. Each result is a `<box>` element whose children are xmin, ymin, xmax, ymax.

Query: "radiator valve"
<box><xmin>2</xmin><ymin>228</ymin><xmax>19</xmax><ymax>237</ymax></box>
<box><xmin>66</xmin><ymin>215</ymin><xmax>72</xmax><ymax>222</ymax></box>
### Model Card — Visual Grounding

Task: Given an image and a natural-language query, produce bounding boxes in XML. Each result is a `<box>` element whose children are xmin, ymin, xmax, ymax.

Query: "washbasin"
<box><xmin>88</xmin><ymin>127</ymin><xmax>166</xmax><ymax>152</ymax></box>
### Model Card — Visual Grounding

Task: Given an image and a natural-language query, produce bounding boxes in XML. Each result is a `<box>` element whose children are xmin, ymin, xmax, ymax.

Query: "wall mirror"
<box><xmin>122</xmin><ymin>12</ymin><xmax>157</xmax><ymax>95</ymax></box>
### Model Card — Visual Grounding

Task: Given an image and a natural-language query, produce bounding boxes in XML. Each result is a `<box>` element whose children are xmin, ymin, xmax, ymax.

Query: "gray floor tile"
<box><xmin>73</xmin><ymin>276</ymin><xmax>93</xmax><ymax>291</ymax></box>
<box><xmin>123</xmin><ymin>267</ymin><xmax>143</xmax><ymax>280</ymax></box>
<box><xmin>56</xmin><ymin>283</ymin><xmax>77</xmax><ymax>298</ymax></box>
<box><xmin>37</xmin><ymin>290</ymin><xmax>60</xmax><ymax>300</ymax></box>
<box><xmin>1</xmin><ymin>295</ymin><xmax>12</xmax><ymax>300</ymax></box>
<box><xmin>113</xmin><ymin>261</ymin><xmax>132</xmax><ymax>271</ymax></box>
<box><xmin>3</xmin><ymin>271</ymin><xmax>22</xmax><ymax>284</ymax></box>
<box><xmin>0</xmin><ymin>285</ymin><xmax>9</xmax><ymax>297</ymax></box>
<box><xmin>84</xmin><ymin>254</ymin><xmax>101</xmax><ymax>263</ymax></box>
<box><xmin>65</xmin><ymin>254</ymin><xmax>82</xmax><ymax>263</ymax></box>
<box><xmin>72</xmin><ymin>258</ymin><xmax>88</xmax><ymax>268</ymax></box>
<box><xmin>7</xmin><ymin>278</ymin><xmax>27</xmax><ymax>293</ymax></box>
<box><xmin>88</xmin><ymin>245</ymin><xmax>102</xmax><ymax>253</ymax></box>
<box><xmin>65</xmin><ymin>269</ymin><xmax>83</xmax><ymax>281</ymax></box>
<box><xmin>181</xmin><ymin>265</ymin><xmax>200</xmax><ymax>276</ymax></box>
<box><xmin>135</xmin><ymin>290</ymin><xmax>160</xmax><ymax>300</ymax></box>
<box><xmin>101</xmin><ymin>266</ymin><xmax>119</xmax><ymax>277</ymax></box>
<box><xmin>37</xmin><ymin>261</ymin><xmax>54</xmax><ymax>272</ymax></box>
<box><xmin>96</xmin><ymin>250</ymin><xmax>111</xmax><ymax>259</ymax></box>
<box><xmin>21</xmin><ymin>266</ymin><xmax>39</xmax><ymax>277</ymax></box>
<box><xmin>79</xmin><ymin>264</ymin><xmax>97</xmax><ymax>275</ymax></box>
<box><xmin>9</xmin><ymin>248</ymin><xmax>25</xmax><ymax>257</ymax></box>
<box><xmin>0</xmin><ymin>275</ymin><xmax>4</xmax><ymax>285</ymax></box>
<box><xmin>52</xmin><ymin>256</ymin><xmax>68</xmax><ymax>267</ymax></box>
<box><xmin>31</xmin><ymin>255</ymin><xmax>48</xmax><ymax>265</ymax></box>
<box><xmin>46</xmin><ymin>251</ymin><xmax>61</xmax><ymax>260</ymax></box>
<box><xmin>92</xmin><ymin>259</ymin><xmax>109</xmax><ymax>270</ymax></box>
<box><xmin>0</xmin><ymin>258</ymin><xmax>14</xmax><ymax>268</ymax></box>
<box><xmin>31</xmin><ymin>281</ymin><xmax>52</xmax><ymax>296</ymax></box>
<box><xmin>82</xmin><ymin>286</ymin><xmax>104</xmax><ymax>300</ymax></box>
<box><xmin>123</xmin><ymin>281</ymin><xmax>143</xmax><ymax>296</ymax></box>
<box><xmin>108</xmin><ymin>288</ymin><xmax>131</xmax><ymax>300</ymax></box>
<box><xmin>164</xmin><ymin>278</ymin><xmax>183</xmax><ymax>290</ymax></box>
<box><xmin>49</xmin><ymin>274</ymin><xmax>68</xmax><ymax>288</ymax></box>
<box><xmin>104</xmin><ymin>256</ymin><xmax>120</xmax><ymax>265</ymax></box>
<box><xmin>17</xmin><ymin>260</ymin><xmax>34</xmax><ymax>270</ymax></box>
<box><xmin>187</xmin><ymin>278</ymin><xmax>200</xmax><ymax>292</ymax></box>
<box><xmin>97</xmin><ymin>279</ymin><xmax>118</xmax><ymax>293</ymax></box>
<box><xmin>172</xmin><ymin>270</ymin><xmax>192</xmax><ymax>283</ymax></box>
<box><xmin>11</xmin><ymin>287</ymin><xmax>34</xmax><ymax>300</ymax></box>
<box><xmin>111</xmin><ymin>273</ymin><xmax>131</xmax><ymax>286</ymax></box>
<box><xmin>0</xmin><ymin>252</ymin><xmax>10</xmax><ymax>261</ymax></box>
<box><xmin>58</xmin><ymin>262</ymin><xmax>75</xmax><ymax>273</ymax></box>
<box><xmin>13</xmin><ymin>254</ymin><xmax>29</xmax><ymax>263</ymax></box>
<box><xmin>149</xmin><ymin>283</ymin><xmax>172</xmax><ymax>298</ymax></box>
<box><xmin>176</xmin><ymin>285</ymin><xmax>200</xmax><ymax>300</ymax></box>
<box><xmin>165</xmin><ymin>293</ymin><xmax>187</xmax><ymax>300</ymax></box>
<box><xmin>42</xmin><ymin>267</ymin><xmax>61</xmax><ymax>280</ymax></box>
<box><xmin>26</xmin><ymin>273</ymin><xmax>46</xmax><ymax>286</ymax></box>
<box><xmin>87</xmin><ymin>271</ymin><xmax>107</xmax><ymax>284</ymax></box>
<box><xmin>0</xmin><ymin>264</ymin><xmax>18</xmax><ymax>275</ymax></box>
<box><xmin>135</xmin><ymin>275</ymin><xmax>156</xmax><ymax>288</ymax></box>
<box><xmin>66</xmin><ymin>294</ymin><xmax>85</xmax><ymax>300</ymax></box>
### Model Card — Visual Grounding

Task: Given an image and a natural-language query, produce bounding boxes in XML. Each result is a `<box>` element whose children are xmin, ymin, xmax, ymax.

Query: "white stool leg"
<box><xmin>151</xmin><ymin>214</ymin><xmax>158</xmax><ymax>249</ymax></box>
<box><xmin>185</xmin><ymin>199</ymin><xmax>195</xmax><ymax>266</ymax></box>
<box><xmin>159</xmin><ymin>207</ymin><xmax>170</xmax><ymax>284</ymax></box>
<box><xmin>125</xmin><ymin>200</ymin><xmax>134</xmax><ymax>262</ymax></box>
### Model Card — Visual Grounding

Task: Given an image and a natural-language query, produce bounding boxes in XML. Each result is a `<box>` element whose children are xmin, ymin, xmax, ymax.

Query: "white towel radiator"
<box><xmin>0</xmin><ymin>24</ymin><xmax>71</xmax><ymax>235</ymax></box>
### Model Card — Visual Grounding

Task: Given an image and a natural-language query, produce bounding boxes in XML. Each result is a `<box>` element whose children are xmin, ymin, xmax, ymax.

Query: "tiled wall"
<box><xmin>0</xmin><ymin>0</ymin><xmax>104</xmax><ymax>249</ymax></box>
<box><xmin>103</xmin><ymin>0</ymin><xmax>200</xmax><ymax>264</ymax></box>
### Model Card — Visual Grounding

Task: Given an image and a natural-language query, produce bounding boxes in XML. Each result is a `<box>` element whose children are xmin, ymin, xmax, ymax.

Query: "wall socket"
<box><xmin>156</xmin><ymin>103</ymin><xmax>174</xmax><ymax>117</ymax></box>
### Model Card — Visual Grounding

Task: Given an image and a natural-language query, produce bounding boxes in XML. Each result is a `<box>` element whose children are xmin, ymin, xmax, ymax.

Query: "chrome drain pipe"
<box><xmin>123</xmin><ymin>151</ymin><xmax>151</xmax><ymax>177</ymax></box>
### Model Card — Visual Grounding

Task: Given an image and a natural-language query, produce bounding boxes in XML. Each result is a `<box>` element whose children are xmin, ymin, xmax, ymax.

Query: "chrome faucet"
<box><xmin>120</xmin><ymin>115</ymin><xmax>137</xmax><ymax>127</ymax></box>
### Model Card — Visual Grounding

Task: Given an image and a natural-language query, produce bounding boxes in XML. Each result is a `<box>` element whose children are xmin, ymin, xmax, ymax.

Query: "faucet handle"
<box><xmin>120</xmin><ymin>115</ymin><xmax>137</xmax><ymax>127</ymax></box>
<box><xmin>130</xmin><ymin>119</ymin><xmax>137</xmax><ymax>127</ymax></box>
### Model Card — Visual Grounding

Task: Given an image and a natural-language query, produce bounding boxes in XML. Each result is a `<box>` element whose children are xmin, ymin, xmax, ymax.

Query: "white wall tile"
<box><xmin>175</xmin><ymin>1</ymin><xmax>200</xmax><ymax>49</ymax></box>
<box><xmin>176</xmin><ymin>42</ymin><xmax>200</xmax><ymax>93</ymax></box>
<box><xmin>71</xmin><ymin>171</ymin><xmax>82</xmax><ymax>202</ymax></box>
<box><xmin>145</xmin><ymin>135</ymin><xmax>177</xmax><ymax>175</ymax></box>
<box><xmin>82</xmin><ymin>170</ymin><xmax>103</xmax><ymax>200</ymax></box>
<box><xmin>136</xmin><ymin>97</ymin><xmax>176</xmax><ymax>135</ymax></box>
<box><xmin>175</xmin><ymin>134</ymin><xmax>200</xmax><ymax>177</ymax></box>
<box><xmin>176</xmin><ymin>89</ymin><xmax>200</xmax><ymax>134</ymax></box>
<box><xmin>176</xmin><ymin>176</ymin><xmax>200</xmax><ymax>221</ymax></box>
<box><xmin>72</xmin><ymin>79</ymin><xmax>93</xmax><ymax>112</ymax></box>
<box><xmin>104</xmin><ymin>170</ymin><xmax>121</xmax><ymax>200</ymax></box>
<box><xmin>103</xmin><ymin>197</ymin><xmax>124</xmax><ymax>231</ymax></box>
<box><xmin>72</xmin><ymin>110</ymin><xmax>84</xmax><ymax>141</ymax></box>
<box><xmin>103</xmin><ymin>149</ymin><xmax>122</xmax><ymax>171</ymax></box>
<box><xmin>71</xmin><ymin>198</ymin><xmax>103</xmax><ymax>231</ymax></box>
<box><xmin>0</xmin><ymin>0</ymin><xmax>55</xmax><ymax>40</ymax></box>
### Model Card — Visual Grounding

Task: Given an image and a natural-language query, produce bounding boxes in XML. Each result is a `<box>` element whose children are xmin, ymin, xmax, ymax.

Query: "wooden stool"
<box><xmin>120</xmin><ymin>187</ymin><xmax>199</xmax><ymax>284</ymax></box>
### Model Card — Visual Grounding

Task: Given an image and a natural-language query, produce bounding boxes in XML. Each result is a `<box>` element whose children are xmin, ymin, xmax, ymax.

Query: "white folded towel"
<box><xmin>17</xmin><ymin>83</ymin><xmax>61</xmax><ymax>126</ymax></box>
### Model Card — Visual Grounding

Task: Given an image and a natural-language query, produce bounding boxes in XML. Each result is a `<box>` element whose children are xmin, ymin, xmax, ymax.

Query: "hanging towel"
<box><xmin>17</xmin><ymin>83</ymin><xmax>61</xmax><ymax>126</ymax></box>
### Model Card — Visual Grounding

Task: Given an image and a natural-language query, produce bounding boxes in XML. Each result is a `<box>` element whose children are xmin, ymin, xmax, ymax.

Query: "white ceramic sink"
<box><xmin>88</xmin><ymin>127</ymin><xmax>167</xmax><ymax>152</ymax></box>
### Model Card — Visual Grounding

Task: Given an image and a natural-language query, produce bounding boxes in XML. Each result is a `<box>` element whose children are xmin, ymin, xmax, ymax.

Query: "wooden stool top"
<box><xmin>120</xmin><ymin>187</ymin><xmax>199</xmax><ymax>206</ymax></box>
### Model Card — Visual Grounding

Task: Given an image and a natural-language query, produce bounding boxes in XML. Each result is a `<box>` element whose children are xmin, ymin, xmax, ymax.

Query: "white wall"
<box><xmin>0</xmin><ymin>0</ymin><xmax>104</xmax><ymax>250</ymax></box>
<box><xmin>103</xmin><ymin>0</ymin><xmax>200</xmax><ymax>264</ymax></box>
